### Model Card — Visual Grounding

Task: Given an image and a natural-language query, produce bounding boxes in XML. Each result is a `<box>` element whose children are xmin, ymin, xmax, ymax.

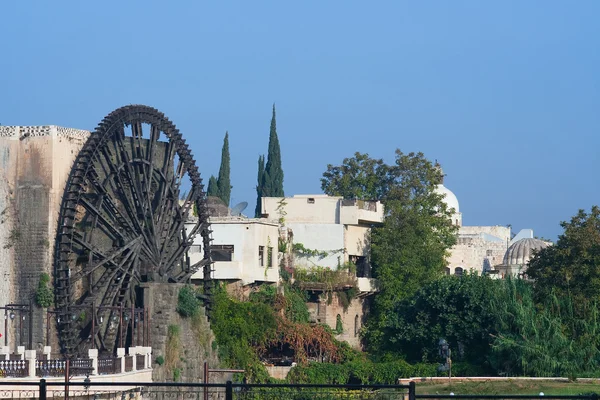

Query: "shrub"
<box><xmin>35</xmin><ymin>273</ymin><xmax>53</xmax><ymax>308</ymax></box>
<box><xmin>177</xmin><ymin>286</ymin><xmax>201</xmax><ymax>317</ymax></box>
<box><xmin>155</xmin><ymin>356</ymin><xmax>165</xmax><ymax>366</ymax></box>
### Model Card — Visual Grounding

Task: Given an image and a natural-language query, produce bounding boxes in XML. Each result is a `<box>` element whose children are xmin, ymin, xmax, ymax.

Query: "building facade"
<box><xmin>188</xmin><ymin>216</ymin><xmax>280</xmax><ymax>285</ymax></box>
<box><xmin>0</xmin><ymin>126</ymin><xmax>90</xmax><ymax>350</ymax></box>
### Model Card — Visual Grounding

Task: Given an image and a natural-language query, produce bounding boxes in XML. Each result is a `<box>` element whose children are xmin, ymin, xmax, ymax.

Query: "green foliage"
<box><xmin>255</xmin><ymin>155</ymin><xmax>265</xmax><ymax>217</ymax></box>
<box><xmin>335</xmin><ymin>315</ymin><xmax>343</xmax><ymax>334</ymax></box>
<box><xmin>321</xmin><ymin>152</ymin><xmax>392</xmax><ymax>200</ymax></box>
<box><xmin>359</xmin><ymin>151</ymin><xmax>458</xmax><ymax>351</ymax></box>
<box><xmin>379</xmin><ymin>273</ymin><xmax>500</xmax><ymax>367</ymax></box>
<box><xmin>211</xmin><ymin>285</ymin><xmax>277</xmax><ymax>382</ymax></box>
<box><xmin>216</xmin><ymin>131</ymin><xmax>232</xmax><ymax>206</ymax></box>
<box><xmin>264</xmin><ymin>104</ymin><xmax>284</xmax><ymax>197</ymax></box>
<box><xmin>35</xmin><ymin>273</ymin><xmax>53</xmax><ymax>308</ymax></box>
<box><xmin>283</xmin><ymin>288</ymin><xmax>310</xmax><ymax>323</ymax></box>
<box><xmin>489</xmin><ymin>279</ymin><xmax>600</xmax><ymax>377</ymax></box>
<box><xmin>527</xmin><ymin>206</ymin><xmax>600</xmax><ymax>316</ymax></box>
<box><xmin>176</xmin><ymin>286</ymin><xmax>201</xmax><ymax>318</ymax></box>
<box><xmin>155</xmin><ymin>356</ymin><xmax>165</xmax><ymax>366</ymax></box>
<box><xmin>287</xmin><ymin>359</ymin><xmax>437</xmax><ymax>384</ymax></box>
<box><xmin>292</xmin><ymin>243</ymin><xmax>330</xmax><ymax>259</ymax></box>
<box><xmin>207</xmin><ymin>175</ymin><xmax>219</xmax><ymax>197</ymax></box>
<box><xmin>294</xmin><ymin>266</ymin><xmax>357</xmax><ymax>291</ymax></box>
<box><xmin>173</xmin><ymin>367</ymin><xmax>182</xmax><ymax>381</ymax></box>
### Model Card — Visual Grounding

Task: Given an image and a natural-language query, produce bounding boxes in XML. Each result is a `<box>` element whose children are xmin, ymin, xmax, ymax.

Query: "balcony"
<box><xmin>340</xmin><ymin>200</ymin><xmax>384</xmax><ymax>225</ymax></box>
<box><xmin>357</xmin><ymin>277</ymin><xmax>379</xmax><ymax>294</ymax></box>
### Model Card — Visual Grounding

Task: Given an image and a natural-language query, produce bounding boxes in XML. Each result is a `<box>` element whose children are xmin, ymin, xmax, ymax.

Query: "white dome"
<box><xmin>435</xmin><ymin>184</ymin><xmax>459</xmax><ymax>213</ymax></box>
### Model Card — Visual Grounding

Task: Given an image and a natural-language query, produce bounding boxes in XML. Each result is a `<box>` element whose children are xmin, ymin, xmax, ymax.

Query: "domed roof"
<box><xmin>435</xmin><ymin>184</ymin><xmax>459</xmax><ymax>213</ymax></box>
<box><xmin>503</xmin><ymin>238</ymin><xmax>550</xmax><ymax>266</ymax></box>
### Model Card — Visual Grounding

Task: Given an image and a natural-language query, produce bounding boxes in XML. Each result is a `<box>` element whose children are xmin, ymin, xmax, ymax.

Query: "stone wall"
<box><xmin>144</xmin><ymin>283</ymin><xmax>224</xmax><ymax>383</ymax></box>
<box><xmin>306</xmin><ymin>292</ymin><xmax>370</xmax><ymax>349</ymax></box>
<box><xmin>0</xmin><ymin>127</ymin><xmax>89</xmax><ymax>350</ymax></box>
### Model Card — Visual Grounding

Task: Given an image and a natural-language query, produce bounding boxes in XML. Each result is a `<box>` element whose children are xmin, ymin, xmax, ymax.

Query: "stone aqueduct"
<box><xmin>0</xmin><ymin>105</ymin><xmax>212</xmax><ymax>358</ymax></box>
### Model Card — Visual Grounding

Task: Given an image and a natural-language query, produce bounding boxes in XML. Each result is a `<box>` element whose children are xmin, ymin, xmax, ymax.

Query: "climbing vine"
<box><xmin>292</xmin><ymin>243</ymin><xmax>344</xmax><ymax>260</ymax></box>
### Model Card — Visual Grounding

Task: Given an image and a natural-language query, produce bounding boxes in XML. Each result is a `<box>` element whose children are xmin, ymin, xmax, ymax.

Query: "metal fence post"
<box><xmin>226</xmin><ymin>380</ymin><xmax>233</xmax><ymax>400</ymax></box>
<box><xmin>39</xmin><ymin>378</ymin><xmax>47</xmax><ymax>400</ymax></box>
<box><xmin>409</xmin><ymin>380</ymin><xmax>416</xmax><ymax>400</ymax></box>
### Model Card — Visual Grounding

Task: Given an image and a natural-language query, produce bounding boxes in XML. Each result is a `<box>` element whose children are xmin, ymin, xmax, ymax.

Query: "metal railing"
<box><xmin>124</xmin><ymin>355</ymin><xmax>134</xmax><ymax>372</ymax></box>
<box><xmin>98</xmin><ymin>357</ymin><xmax>121</xmax><ymax>375</ymax></box>
<box><xmin>0</xmin><ymin>360</ymin><xmax>28</xmax><ymax>378</ymax></box>
<box><xmin>1</xmin><ymin>379</ymin><xmax>600</xmax><ymax>400</ymax></box>
<box><xmin>35</xmin><ymin>360</ymin><xmax>66</xmax><ymax>377</ymax></box>
<box><xmin>136</xmin><ymin>354</ymin><xmax>146</xmax><ymax>369</ymax></box>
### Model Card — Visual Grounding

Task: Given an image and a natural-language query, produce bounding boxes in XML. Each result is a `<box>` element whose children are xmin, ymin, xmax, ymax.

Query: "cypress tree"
<box><xmin>255</xmin><ymin>155</ymin><xmax>265</xmax><ymax>217</ymax></box>
<box><xmin>207</xmin><ymin>175</ymin><xmax>219</xmax><ymax>197</ymax></box>
<box><xmin>216</xmin><ymin>132</ymin><xmax>231</xmax><ymax>206</ymax></box>
<box><xmin>264</xmin><ymin>104</ymin><xmax>284</xmax><ymax>197</ymax></box>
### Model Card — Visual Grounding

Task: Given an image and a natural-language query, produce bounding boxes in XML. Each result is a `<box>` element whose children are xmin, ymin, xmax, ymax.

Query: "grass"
<box><xmin>414</xmin><ymin>379</ymin><xmax>600</xmax><ymax>395</ymax></box>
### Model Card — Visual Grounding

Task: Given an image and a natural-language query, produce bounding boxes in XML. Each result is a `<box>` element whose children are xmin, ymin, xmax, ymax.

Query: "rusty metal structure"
<box><xmin>54</xmin><ymin>105</ymin><xmax>211</xmax><ymax>356</ymax></box>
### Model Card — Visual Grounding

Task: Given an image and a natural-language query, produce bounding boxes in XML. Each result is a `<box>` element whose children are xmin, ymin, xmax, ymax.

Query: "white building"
<box><xmin>188</xmin><ymin>216</ymin><xmax>280</xmax><ymax>285</ymax></box>
<box><xmin>437</xmin><ymin>177</ymin><xmax>547</xmax><ymax>277</ymax></box>
<box><xmin>261</xmin><ymin>195</ymin><xmax>383</xmax><ymax>282</ymax></box>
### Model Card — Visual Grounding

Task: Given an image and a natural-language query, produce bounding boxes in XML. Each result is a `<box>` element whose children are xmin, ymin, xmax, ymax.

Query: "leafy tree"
<box><xmin>264</xmin><ymin>104</ymin><xmax>284</xmax><ymax>197</ymax></box>
<box><xmin>323</xmin><ymin>150</ymin><xmax>458</xmax><ymax>350</ymax></box>
<box><xmin>216</xmin><ymin>132</ymin><xmax>232</xmax><ymax>206</ymax></box>
<box><xmin>381</xmin><ymin>273</ymin><xmax>499</xmax><ymax>369</ymax></box>
<box><xmin>254</xmin><ymin>155</ymin><xmax>265</xmax><ymax>217</ymax></box>
<box><xmin>527</xmin><ymin>206</ymin><xmax>600</xmax><ymax>315</ymax></box>
<box><xmin>207</xmin><ymin>175</ymin><xmax>219</xmax><ymax>197</ymax></box>
<box><xmin>321</xmin><ymin>152</ymin><xmax>392</xmax><ymax>200</ymax></box>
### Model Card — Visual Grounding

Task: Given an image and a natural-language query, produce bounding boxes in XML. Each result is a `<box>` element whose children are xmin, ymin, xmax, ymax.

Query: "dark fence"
<box><xmin>124</xmin><ymin>355</ymin><xmax>134</xmax><ymax>372</ymax></box>
<box><xmin>136</xmin><ymin>354</ymin><xmax>146</xmax><ymax>369</ymax></box>
<box><xmin>98</xmin><ymin>356</ymin><xmax>121</xmax><ymax>375</ymax></box>
<box><xmin>0</xmin><ymin>380</ymin><xmax>599</xmax><ymax>400</ymax></box>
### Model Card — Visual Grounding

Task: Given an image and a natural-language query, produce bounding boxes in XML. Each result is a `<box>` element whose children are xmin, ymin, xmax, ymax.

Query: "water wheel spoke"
<box><xmin>54</xmin><ymin>105</ymin><xmax>211</xmax><ymax>356</ymax></box>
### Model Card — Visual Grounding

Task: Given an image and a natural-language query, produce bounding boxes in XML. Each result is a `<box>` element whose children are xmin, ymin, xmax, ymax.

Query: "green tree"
<box><xmin>382</xmin><ymin>273</ymin><xmax>499</xmax><ymax>368</ymax></box>
<box><xmin>322</xmin><ymin>150</ymin><xmax>457</xmax><ymax>350</ymax></box>
<box><xmin>254</xmin><ymin>155</ymin><xmax>265</xmax><ymax>217</ymax></box>
<box><xmin>321</xmin><ymin>152</ymin><xmax>392</xmax><ymax>200</ymax></box>
<box><xmin>207</xmin><ymin>175</ymin><xmax>219</xmax><ymax>197</ymax></box>
<box><xmin>264</xmin><ymin>104</ymin><xmax>284</xmax><ymax>197</ymax></box>
<box><xmin>527</xmin><ymin>205</ymin><xmax>600</xmax><ymax>315</ymax></box>
<box><xmin>216</xmin><ymin>131</ymin><xmax>232</xmax><ymax>206</ymax></box>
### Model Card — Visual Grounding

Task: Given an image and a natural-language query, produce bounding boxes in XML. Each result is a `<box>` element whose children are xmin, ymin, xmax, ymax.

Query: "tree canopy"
<box><xmin>321</xmin><ymin>150</ymin><xmax>458</xmax><ymax>350</ymax></box>
<box><xmin>216</xmin><ymin>131</ymin><xmax>232</xmax><ymax>206</ymax></box>
<box><xmin>264</xmin><ymin>104</ymin><xmax>284</xmax><ymax>197</ymax></box>
<box><xmin>527</xmin><ymin>205</ymin><xmax>600</xmax><ymax>315</ymax></box>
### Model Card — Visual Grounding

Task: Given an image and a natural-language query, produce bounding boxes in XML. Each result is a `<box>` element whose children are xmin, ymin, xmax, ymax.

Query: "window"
<box><xmin>267</xmin><ymin>247</ymin><xmax>273</xmax><ymax>268</ymax></box>
<box><xmin>259</xmin><ymin>246</ymin><xmax>265</xmax><ymax>267</ymax></box>
<box><xmin>486</xmin><ymin>250</ymin><xmax>493</xmax><ymax>257</ymax></box>
<box><xmin>307</xmin><ymin>198</ymin><xmax>315</xmax><ymax>204</ymax></box>
<box><xmin>211</xmin><ymin>245</ymin><xmax>234</xmax><ymax>262</ymax></box>
<box><xmin>445</xmin><ymin>267</ymin><xmax>451</xmax><ymax>275</ymax></box>
<box><xmin>455</xmin><ymin>267</ymin><xmax>463</xmax><ymax>276</ymax></box>
<box><xmin>354</xmin><ymin>315</ymin><xmax>360</xmax><ymax>337</ymax></box>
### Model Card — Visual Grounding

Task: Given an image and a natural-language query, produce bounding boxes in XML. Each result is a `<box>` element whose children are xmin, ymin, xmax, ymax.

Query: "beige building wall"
<box><xmin>0</xmin><ymin>126</ymin><xmax>89</xmax><ymax>349</ymax></box>
<box><xmin>262</xmin><ymin>195</ymin><xmax>341</xmax><ymax>224</ymax></box>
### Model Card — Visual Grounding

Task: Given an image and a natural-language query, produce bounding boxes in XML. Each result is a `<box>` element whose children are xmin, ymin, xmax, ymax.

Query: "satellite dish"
<box><xmin>230</xmin><ymin>201</ymin><xmax>248</xmax><ymax>216</ymax></box>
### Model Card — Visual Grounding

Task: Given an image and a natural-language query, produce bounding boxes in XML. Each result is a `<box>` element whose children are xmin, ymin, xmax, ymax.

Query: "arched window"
<box><xmin>455</xmin><ymin>267</ymin><xmax>463</xmax><ymax>276</ymax></box>
<box><xmin>354</xmin><ymin>315</ymin><xmax>360</xmax><ymax>337</ymax></box>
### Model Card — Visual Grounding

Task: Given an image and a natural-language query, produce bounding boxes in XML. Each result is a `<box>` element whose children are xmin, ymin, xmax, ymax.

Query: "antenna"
<box><xmin>230</xmin><ymin>201</ymin><xmax>248</xmax><ymax>216</ymax></box>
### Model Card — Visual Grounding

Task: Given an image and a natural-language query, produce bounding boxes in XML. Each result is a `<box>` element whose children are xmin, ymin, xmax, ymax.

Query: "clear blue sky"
<box><xmin>1</xmin><ymin>1</ymin><xmax>599</xmax><ymax>240</ymax></box>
